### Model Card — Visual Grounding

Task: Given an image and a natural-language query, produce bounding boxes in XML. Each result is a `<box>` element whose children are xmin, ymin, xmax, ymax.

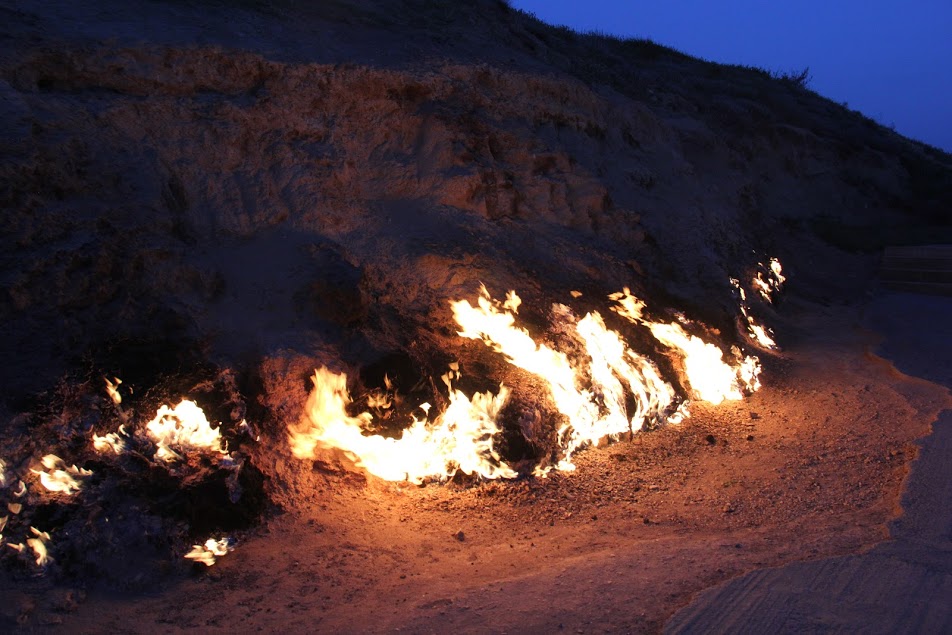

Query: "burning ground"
<box><xmin>1</xmin><ymin>0</ymin><xmax>951</xmax><ymax>631</ymax></box>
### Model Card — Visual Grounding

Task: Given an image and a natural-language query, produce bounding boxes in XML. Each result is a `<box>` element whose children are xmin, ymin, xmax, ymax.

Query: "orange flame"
<box><xmin>105</xmin><ymin>377</ymin><xmax>123</xmax><ymax>405</ymax></box>
<box><xmin>292</xmin><ymin>284</ymin><xmax>768</xmax><ymax>480</ymax></box>
<box><xmin>146</xmin><ymin>400</ymin><xmax>227</xmax><ymax>462</ymax></box>
<box><xmin>610</xmin><ymin>289</ymin><xmax>760</xmax><ymax>404</ymax></box>
<box><xmin>753</xmin><ymin>257</ymin><xmax>785</xmax><ymax>303</ymax></box>
<box><xmin>731</xmin><ymin>278</ymin><xmax>777</xmax><ymax>349</ymax></box>
<box><xmin>291</xmin><ymin>367</ymin><xmax>514</xmax><ymax>483</ymax></box>
<box><xmin>93</xmin><ymin>425</ymin><xmax>129</xmax><ymax>455</ymax></box>
<box><xmin>31</xmin><ymin>454</ymin><xmax>92</xmax><ymax>495</ymax></box>
<box><xmin>185</xmin><ymin>537</ymin><xmax>233</xmax><ymax>566</ymax></box>
<box><xmin>452</xmin><ymin>286</ymin><xmax>680</xmax><ymax>471</ymax></box>
<box><xmin>26</xmin><ymin>527</ymin><xmax>52</xmax><ymax>566</ymax></box>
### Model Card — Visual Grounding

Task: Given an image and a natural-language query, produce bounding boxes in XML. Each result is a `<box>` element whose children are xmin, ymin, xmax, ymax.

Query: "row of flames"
<box><xmin>290</xmin><ymin>261</ymin><xmax>784</xmax><ymax>484</ymax></box>
<box><xmin>1</xmin><ymin>260</ymin><xmax>782</xmax><ymax>569</ymax></box>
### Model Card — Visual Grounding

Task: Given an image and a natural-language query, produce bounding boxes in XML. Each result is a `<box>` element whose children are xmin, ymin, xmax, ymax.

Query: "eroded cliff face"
<box><xmin>0</xmin><ymin>0</ymin><xmax>947</xmax><ymax>407</ymax></box>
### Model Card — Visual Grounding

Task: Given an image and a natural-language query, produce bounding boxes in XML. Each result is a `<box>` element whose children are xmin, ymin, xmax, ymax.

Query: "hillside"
<box><xmin>1</xmin><ymin>0</ymin><xmax>950</xmax><ymax>632</ymax></box>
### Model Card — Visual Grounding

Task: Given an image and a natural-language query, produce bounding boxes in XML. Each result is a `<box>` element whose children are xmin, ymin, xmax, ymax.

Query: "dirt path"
<box><xmin>666</xmin><ymin>291</ymin><xmax>952</xmax><ymax>633</ymax></box>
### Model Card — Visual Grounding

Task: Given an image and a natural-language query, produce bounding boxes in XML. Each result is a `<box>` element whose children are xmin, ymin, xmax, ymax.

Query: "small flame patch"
<box><xmin>26</xmin><ymin>527</ymin><xmax>52</xmax><ymax>567</ymax></box>
<box><xmin>185</xmin><ymin>537</ymin><xmax>234</xmax><ymax>566</ymax></box>
<box><xmin>146</xmin><ymin>400</ymin><xmax>227</xmax><ymax>462</ymax></box>
<box><xmin>31</xmin><ymin>454</ymin><xmax>92</xmax><ymax>495</ymax></box>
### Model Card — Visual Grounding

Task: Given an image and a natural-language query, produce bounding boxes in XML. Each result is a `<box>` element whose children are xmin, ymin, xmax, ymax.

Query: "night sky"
<box><xmin>510</xmin><ymin>0</ymin><xmax>952</xmax><ymax>154</ymax></box>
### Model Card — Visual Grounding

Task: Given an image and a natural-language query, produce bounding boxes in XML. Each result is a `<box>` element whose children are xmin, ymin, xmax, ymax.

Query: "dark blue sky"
<box><xmin>511</xmin><ymin>0</ymin><xmax>952</xmax><ymax>153</ymax></box>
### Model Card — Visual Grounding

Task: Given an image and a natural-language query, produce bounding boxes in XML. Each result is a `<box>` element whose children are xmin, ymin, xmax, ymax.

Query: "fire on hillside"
<box><xmin>0</xmin><ymin>261</ymin><xmax>782</xmax><ymax>580</ymax></box>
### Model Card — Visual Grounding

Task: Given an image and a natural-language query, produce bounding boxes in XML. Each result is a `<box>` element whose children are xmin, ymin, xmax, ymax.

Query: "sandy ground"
<box><xmin>1</xmin><ymin>289</ymin><xmax>948</xmax><ymax>633</ymax></box>
<box><xmin>667</xmin><ymin>291</ymin><xmax>952</xmax><ymax>633</ymax></box>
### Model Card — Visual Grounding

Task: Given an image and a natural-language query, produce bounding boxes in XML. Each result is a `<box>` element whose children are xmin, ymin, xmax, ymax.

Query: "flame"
<box><xmin>293</xmin><ymin>284</ymin><xmax>769</xmax><ymax>479</ymax></box>
<box><xmin>503</xmin><ymin>290</ymin><xmax>522</xmax><ymax>313</ymax></box>
<box><xmin>610</xmin><ymin>289</ymin><xmax>760</xmax><ymax>404</ymax></box>
<box><xmin>746</xmin><ymin>320</ymin><xmax>776</xmax><ymax>349</ymax></box>
<box><xmin>366</xmin><ymin>374</ymin><xmax>394</xmax><ymax>410</ymax></box>
<box><xmin>731</xmin><ymin>278</ymin><xmax>777</xmax><ymax>349</ymax></box>
<box><xmin>185</xmin><ymin>536</ymin><xmax>234</xmax><ymax>566</ymax></box>
<box><xmin>94</xmin><ymin>390</ymin><xmax>232</xmax><ymax>461</ymax></box>
<box><xmin>770</xmin><ymin>257</ymin><xmax>785</xmax><ymax>285</ymax></box>
<box><xmin>93</xmin><ymin>426</ymin><xmax>129</xmax><ymax>455</ymax></box>
<box><xmin>31</xmin><ymin>454</ymin><xmax>91</xmax><ymax>495</ymax></box>
<box><xmin>753</xmin><ymin>257</ymin><xmax>785</xmax><ymax>303</ymax></box>
<box><xmin>146</xmin><ymin>400</ymin><xmax>227</xmax><ymax>462</ymax></box>
<box><xmin>451</xmin><ymin>286</ymin><xmax>679</xmax><ymax>470</ymax></box>
<box><xmin>291</xmin><ymin>367</ymin><xmax>514</xmax><ymax>483</ymax></box>
<box><xmin>105</xmin><ymin>376</ymin><xmax>123</xmax><ymax>405</ymax></box>
<box><xmin>27</xmin><ymin>527</ymin><xmax>52</xmax><ymax>566</ymax></box>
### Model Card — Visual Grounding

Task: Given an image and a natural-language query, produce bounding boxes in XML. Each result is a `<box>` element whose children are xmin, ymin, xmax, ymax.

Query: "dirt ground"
<box><xmin>667</xmin><ymin>290</ymin><xmax>952</xmax><ymax>633</ymax></box>
<box><xmin>1</xmin><ymin>287</ymin><xmax>947</xmax><ymax>634</ymax></box>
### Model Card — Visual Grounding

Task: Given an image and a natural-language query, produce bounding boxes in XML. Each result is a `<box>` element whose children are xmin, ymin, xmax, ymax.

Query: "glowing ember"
<box><xmin>27</xmin><ymin>527</ymin><xmax>52</xmax><ymax>566</ymax></box>
<box><xmin>185</xmin><ymin>537</ymin><xmax>234</xmax><ymax>566</ymax></box>
<box><xmin>31</xmin><ymin>454</ymin><xmax>91</xmax><ymax>495</ymax></box>
<box><xmin>452</xmin><ymin>286</ymin><xmax>679</xmax><ymax>470</ymax></box>
<box><xmin>291</xmin><ymin>366</ymin><xmax>514</xmax><ymax>483</ymax></box>
<box><xmin>146</xmin><ymin>400</ymin><xmax>227</xmax><ymax>462</ymax></box>
<box><xmin>93</xmin><ymin>425</ymin><xmax>129</xmax><ymax>455</ymax></box>
<box><xmin>610</xmin><ymin>289</ymin><xmax>760</xmax><ymax>404</ymax></box>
